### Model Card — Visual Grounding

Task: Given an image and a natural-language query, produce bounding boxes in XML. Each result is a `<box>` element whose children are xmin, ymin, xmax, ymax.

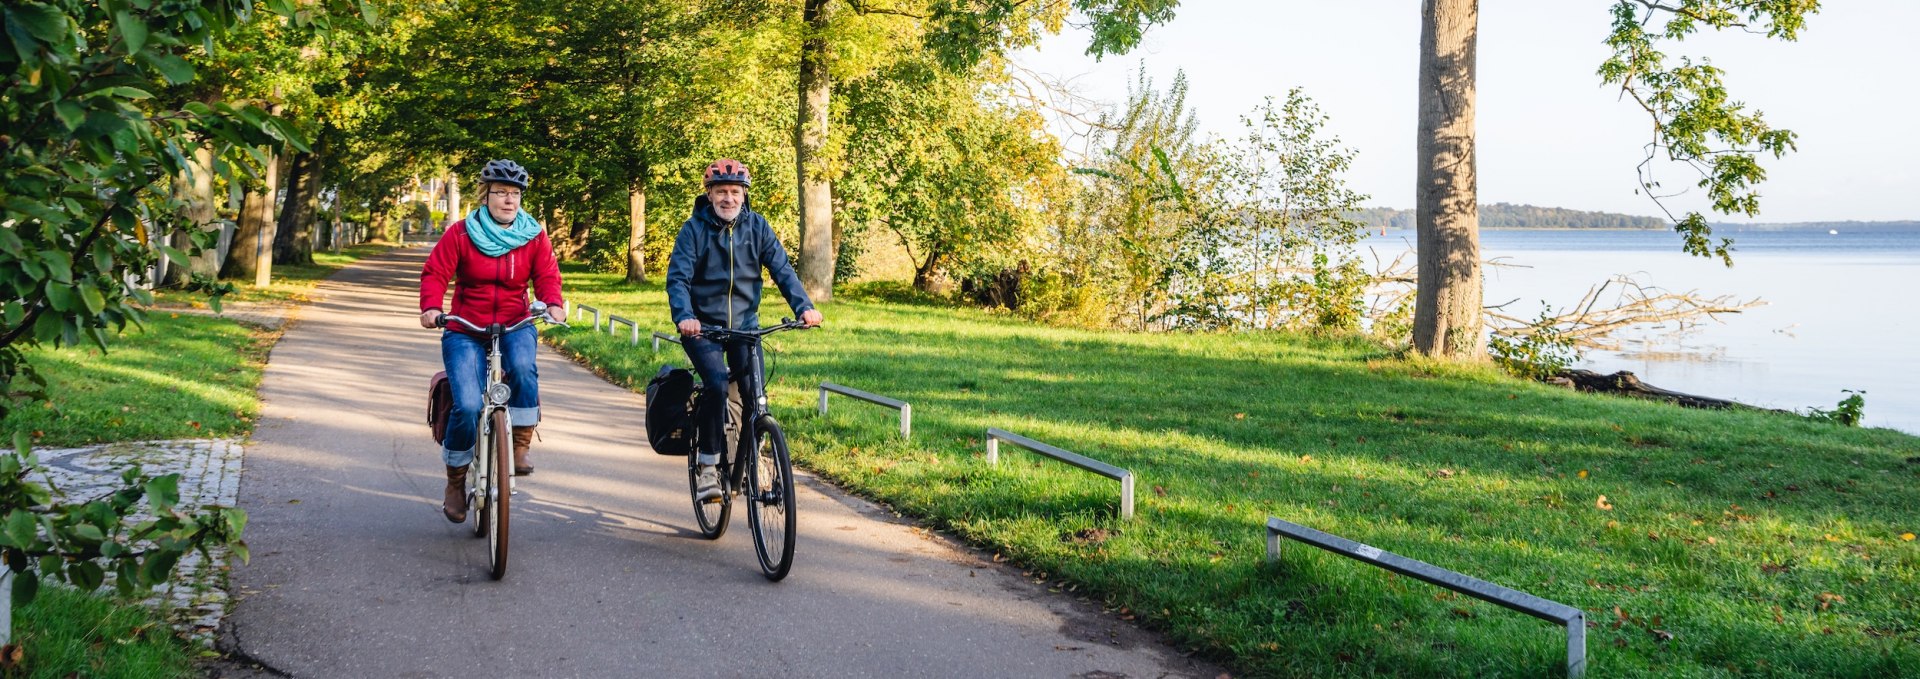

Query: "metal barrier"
<box><xmin>984</xmin><ymin>428</ymin><xmax>1133</xmax><ymax>520</ymax></box>
<box><xmin>652</xmin><ymin>331</ymin><xmax>682</xmax><ymax>352</ymax></box>
<box><xmin>607</xmin><ymin>315</ymin><xmax>638</xmax><ymax>345</ymax></box>
<box><xmin>1264</xmin><ymin>517</ymin><xmax>1586</xmax><ymax>677</ymax></box>
<box><xmin>574</xmin><ymin>304</ymin><xmax>601</xmax><ymax>331</ymax></box>
<box><xmin>818</xmin><ymin>382</ymin><xmax>911</xmax><ymax>438</ymax></box>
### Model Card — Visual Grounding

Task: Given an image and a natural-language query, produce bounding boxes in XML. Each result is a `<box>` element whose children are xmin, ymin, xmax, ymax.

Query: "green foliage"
<box><xmin>0</xmin><ymin>0</ymin><xmax>368</xmax><ymax>419</ymax></box>
<box><xmin>1488</xmin><ymin>305</ymin><xmax>1581</xmax><ymax>381</ymax></box>
<box><xmin>1806</xmin><ymin>389</ymin><xmax>1866</xmax><ymax>427</ymax></box>
<box><xmin>2</xmin><ymin>436</ymin><xmax>249</xmax><ymax>608</ymax></box>
<box><xmin>924</xmin><ymin>0</ymin><xmax>1179</xmax><ymax>69</ymax></box>
<box><xmin>1599</xmin><ymin>0</ymin><xmax>1818</xmax><ymax>265</ymax></box>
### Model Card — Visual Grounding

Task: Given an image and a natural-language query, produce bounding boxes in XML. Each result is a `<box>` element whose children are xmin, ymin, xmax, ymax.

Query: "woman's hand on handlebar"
<box><xmin>420</xmin><ymin>309</ymin><xmax>442</xmax><ymax>329</ymax></box>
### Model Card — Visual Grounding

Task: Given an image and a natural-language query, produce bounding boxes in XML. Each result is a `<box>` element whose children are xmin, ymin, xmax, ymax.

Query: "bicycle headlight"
<box><xmin>487</xmin><ymin>383</ymin><xmax>512</xmax><ymax>406</ymax></box>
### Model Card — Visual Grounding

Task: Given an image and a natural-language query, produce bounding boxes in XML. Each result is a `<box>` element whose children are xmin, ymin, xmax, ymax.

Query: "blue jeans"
<box><xmin>682</xmin><ymin>334</ymin><xmax>750</xmax><ymax>464</ymax></box>
<box><xmin>441</xmin><ymin>325</ymin><xmax>541</xmax><ymax>467</ymax></box>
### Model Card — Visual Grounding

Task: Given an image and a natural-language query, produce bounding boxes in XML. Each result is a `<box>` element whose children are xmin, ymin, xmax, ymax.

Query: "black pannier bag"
<box><xmin>645</xmin><ymin>366</ymin><xmax>698</xmax><ymax>455</ymax></box>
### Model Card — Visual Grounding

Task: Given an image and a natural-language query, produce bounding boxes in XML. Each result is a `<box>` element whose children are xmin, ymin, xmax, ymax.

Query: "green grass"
<box><xmin>547</xmin><ymin>271</ymin><xmax>1920</xmax><ymax>678</ymax></box>
<box><xmin>5</xmin><ymin>585</ymin><xmax>198</xmax><ymax>679</ymax></box>
<box><xmin>3</xmin><ymin>313</ymin><xmax>274</xmax><ymax>448</ymax></box>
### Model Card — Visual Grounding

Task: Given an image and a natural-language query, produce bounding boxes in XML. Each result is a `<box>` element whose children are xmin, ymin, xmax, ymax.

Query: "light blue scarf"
<box><xmin>464</xmin><ymin>206</ymin><xmax>543</xmax><ymax>257</ymax></box>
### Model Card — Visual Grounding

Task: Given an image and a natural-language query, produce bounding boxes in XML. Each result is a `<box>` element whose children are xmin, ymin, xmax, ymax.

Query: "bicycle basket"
<box><xmin>644</xmin><ymin>366</ymin><xmax>698</xmax><ymax>456</ymax></box>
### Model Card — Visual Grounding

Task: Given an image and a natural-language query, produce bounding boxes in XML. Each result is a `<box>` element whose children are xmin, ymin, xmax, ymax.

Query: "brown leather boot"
<box><xmin>442</xmin><ymin>465</ymin><xmax>469</xmax><ymax>523</ymax></box>
<box><xmin>512</xmin><ymin>426</ymin><xmax>536</xmax><ymax>476</ymax></box>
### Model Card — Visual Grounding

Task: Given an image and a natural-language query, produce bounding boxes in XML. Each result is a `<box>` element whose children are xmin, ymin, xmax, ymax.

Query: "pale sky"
<box><xmin>1012</xmin><ymin>1</ymin><xmax>1920</xmax><ymax>223</ymax></box>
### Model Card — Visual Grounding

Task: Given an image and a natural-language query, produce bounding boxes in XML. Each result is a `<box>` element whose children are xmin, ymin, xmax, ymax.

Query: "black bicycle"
<box><xmin>687</xmin><ymin>319</ymin><xmax>810</xmax><ymax>581</ymax></box>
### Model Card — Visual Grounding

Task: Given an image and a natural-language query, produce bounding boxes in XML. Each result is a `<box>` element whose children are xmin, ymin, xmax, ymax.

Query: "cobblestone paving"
<box><xmin>30</xmin><ymin>439</ymin><xmax>243</xmax><ymax>645</ymax></box>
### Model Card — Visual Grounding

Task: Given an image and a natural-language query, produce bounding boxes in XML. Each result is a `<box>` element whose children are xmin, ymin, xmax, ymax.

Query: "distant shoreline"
<box><xmin>1366</xmin><ymin>221</ymin><xmax>1920</xmax><ymax>232</ymax></box>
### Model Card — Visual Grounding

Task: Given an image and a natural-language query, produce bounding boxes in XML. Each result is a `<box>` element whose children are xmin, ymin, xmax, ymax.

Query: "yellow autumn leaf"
<box><xmin>1578</xmin><ymin>469</ymin><xmax>1588</xmax><ymax>479</ymax></box>
<box><xmin>1902</xmin><ymin>533</ymin><xmax>1916</xmax><ymax>542</ymax></box>
<box><xmin>1596</xmin><ymin>495</ymin><xmax>1614</xmax><ymax>511</ymax></box>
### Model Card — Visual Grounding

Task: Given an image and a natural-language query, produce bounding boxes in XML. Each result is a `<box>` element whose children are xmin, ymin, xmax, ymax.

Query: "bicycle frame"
<box><xmin>700</xmin><ymin>322</ymin><xmax>803</xmax><ymax>489</ymax></box>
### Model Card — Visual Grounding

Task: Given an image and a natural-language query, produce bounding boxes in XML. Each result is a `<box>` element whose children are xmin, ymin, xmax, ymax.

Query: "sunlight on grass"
<box><xmin>546</xmin><ymin>269</ymin><xmax>1920</xmax><ymax>678</ymax></box>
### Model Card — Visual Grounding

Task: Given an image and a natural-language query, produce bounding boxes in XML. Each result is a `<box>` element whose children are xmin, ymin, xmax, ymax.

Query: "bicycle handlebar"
<box><xmin>697</xmin><ymin>318</ymin><xmax>813</xmax><ymax>342</ymax></box>
<box><xmin>436</xmin><ymin>302</ymin><xmax>566</xmax><ymax>335</ymax></box>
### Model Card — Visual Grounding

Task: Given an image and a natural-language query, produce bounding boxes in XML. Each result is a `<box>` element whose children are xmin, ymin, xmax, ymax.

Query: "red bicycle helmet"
<box><xmin>703</xmin><ymin>158</ymin><xmax>751</xmax><ymax>188</ymax></box>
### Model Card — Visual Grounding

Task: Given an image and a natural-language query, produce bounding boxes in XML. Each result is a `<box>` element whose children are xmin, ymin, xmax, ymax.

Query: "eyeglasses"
<box><xmin>489</xmin><ymin>190</ymin><xmax>523</xmax><ymax>199</ymax></box>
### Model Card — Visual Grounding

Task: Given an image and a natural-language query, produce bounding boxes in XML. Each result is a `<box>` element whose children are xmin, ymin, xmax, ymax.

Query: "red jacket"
<box><xmin>419</xmin><ymin>220</ymin><xmax>565</xmax><ymax>334</ymax></box>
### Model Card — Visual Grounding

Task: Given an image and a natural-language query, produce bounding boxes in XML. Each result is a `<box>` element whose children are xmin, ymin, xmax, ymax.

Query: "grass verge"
<box><xmin>3</xmin><ymin>312</ymin><xmax>275</xmax><ymax>447</ymax></box>
<box><xmin>547</xmin><ymin>271</ymin><xmax>1920</xmax><ymax>678</ymax></box>
<box><xmin>3</xmin><ymin>585</ymin><xmax>197</xmax><ymax>679</ymax></box>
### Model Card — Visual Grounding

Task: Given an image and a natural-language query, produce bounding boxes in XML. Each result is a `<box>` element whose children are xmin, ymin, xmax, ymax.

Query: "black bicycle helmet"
<box><xmin>479</xmin><ymin>159</ymin><xmax>531</xmax><ymax>190</ymax></box>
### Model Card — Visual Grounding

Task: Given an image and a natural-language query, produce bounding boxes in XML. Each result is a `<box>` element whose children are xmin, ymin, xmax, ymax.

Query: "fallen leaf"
<box><xmin>1901</xmin><ymin>533</ymin><xmax>1915</xmax><ymax>542</ymax></box>
<box><xmin>1433</xmin><ymin>468</ymin><xmax>1454</xmax><ymax>479</ymax></box>
<box><xmin>1578</xmin><ymin>469</ymin><xmax>1589</xmax><ymax>479</ymax></box>
<box><xmin>1707</xmin><ymin>537</ymin><xmax>1718</xmax><ymax>545</ymax></box>
<box><xmin>1299</xmin><ymin>455</ymin><xmax>1314</xmax><ymax>463</ymax></box>
<box><xmin>1233</xmin><ymin>412</ymin><xmax>1246</xmax><ymax>420</ymax></box>
<box><xmin>1652</xmin><ymin>629</ymin><xmax>1674</xmax><ymax>642</ymax></box>
<box><xmin>1596</xmin><ymin>495</ymin><xmax>1614</xmax><ymax>511</ymax></box>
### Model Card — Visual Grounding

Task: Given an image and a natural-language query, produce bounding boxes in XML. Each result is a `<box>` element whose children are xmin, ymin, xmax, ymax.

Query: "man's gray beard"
<box><xmin>715</xmin><ymin>206</ymin><xmax>741</xmax><ymax>222</ymax></box>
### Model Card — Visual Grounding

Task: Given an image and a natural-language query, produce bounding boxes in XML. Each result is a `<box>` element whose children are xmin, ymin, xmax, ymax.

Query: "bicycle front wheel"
<box><xmin>487</xmin><ymin>409</ymin><xmax>511</xmax><ymax>579</ymax></box>
<box><xmin>469</xmin><ymin>415</ymin><xmax>488</xmax><ymax>539</ymax></box>
<box><xmin>746</xmin><ymin>416</ymin><xmax>796</xmax><ymax>581</ymax></box>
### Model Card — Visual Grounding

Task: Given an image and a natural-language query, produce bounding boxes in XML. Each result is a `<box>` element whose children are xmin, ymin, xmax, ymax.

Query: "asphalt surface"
<box><xmin>216</xmin><ymin>248</ymin><xmax>1223</xmax><ymax>679</ymax></box>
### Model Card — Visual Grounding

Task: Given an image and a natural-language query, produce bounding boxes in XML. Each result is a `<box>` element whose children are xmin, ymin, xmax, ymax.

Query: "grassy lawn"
<box><xmin>546</xmin><ymin>269</ymin><xmax>1920</xmax><ymax>678</ymax></box>
<box><xmin>3</xmin><ymin>312</ymin><xmax>275</xmax><ymax>448</ymax></box>
<box><xmin>4</xmin><ymin>585</ymin><xmax>198</xmax><ymax>679</ymax></box>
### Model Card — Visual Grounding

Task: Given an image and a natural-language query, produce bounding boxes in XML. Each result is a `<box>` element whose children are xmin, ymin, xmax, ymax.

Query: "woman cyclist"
<box><xmin>419</xmin><ymin>159</ymin><xmax>567</xmax><ymax>522</ymax></box>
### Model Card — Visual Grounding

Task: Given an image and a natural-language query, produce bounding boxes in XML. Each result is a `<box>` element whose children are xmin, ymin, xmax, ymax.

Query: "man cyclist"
<box><xmin>665</xmin><ymin>159</ymin><xmax>822</xmax><ymax>502</ymax></box>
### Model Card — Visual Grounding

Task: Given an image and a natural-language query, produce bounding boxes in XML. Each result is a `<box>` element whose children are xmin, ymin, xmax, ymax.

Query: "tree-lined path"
<box><xmin>218</xmin><ymin>249</ymin><xmax>1217</xmax><ymax>677</ymax></box>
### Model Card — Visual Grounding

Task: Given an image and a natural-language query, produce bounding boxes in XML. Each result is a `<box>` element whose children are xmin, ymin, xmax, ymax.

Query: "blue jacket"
<box><xmin>666</xmin><ymin>195</ymin><xmax>814</xmax><ymax>330</ymax></box>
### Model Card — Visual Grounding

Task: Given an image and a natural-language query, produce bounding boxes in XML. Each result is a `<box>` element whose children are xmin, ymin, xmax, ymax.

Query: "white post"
<box><xmin>985</xmin><ymin>435</ymin><xmax>999</xmax><ymax>465</ymax></box>
<box><xmin>818</xmin><ymin>387</ymin><xmax>829</xmax><ymax>415</ymax></box>
<box><xmin>2</xmin><ymin>570</ymin><xmax>12</xmax><ymax>645</ymax></box>
<box><xmin>898</xmin><ymin>404</ymin><xmax>911</xmax><ymax>439</ymax></box>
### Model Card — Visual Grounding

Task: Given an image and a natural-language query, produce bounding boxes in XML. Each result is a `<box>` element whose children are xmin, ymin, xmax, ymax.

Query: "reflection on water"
<box><xmin>1362</xmin><ymin>228</ymin><xmax>1920</xmax><ymax>434</ymax></box>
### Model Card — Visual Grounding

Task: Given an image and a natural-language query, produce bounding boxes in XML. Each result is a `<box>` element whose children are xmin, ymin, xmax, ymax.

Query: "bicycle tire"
<box><xmin>746</xmin><ymin>416</ymin><xmax>796</xmax><ymax>581</ymax></box>
<box><xmin>487</xmin><ymin>409</ymin><xmax>511</xmax><ymax>579</ymax></box>
<box><xmin>690</xmin><ymin>444</ymin><xmax>731</xmax><ymax>540</ymax></box>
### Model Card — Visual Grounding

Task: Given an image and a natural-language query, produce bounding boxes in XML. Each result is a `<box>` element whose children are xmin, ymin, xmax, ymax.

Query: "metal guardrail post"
<box><xmin>652</xmin><ymin>331</ymin><xmax>681</xmax><ymax>353</ymax></box>
<box><xmin>1</xmin><ymin>570</ymin><xmax>10</xmax><ymax>645</ymax></box>
<box><xmin>607</xmin><ymin>315</ymin><xmax>638</xmax><ymax>345</ymax></box>
<box><xmin>574</xmin><ymin>304</ymin><xmax>601</xmax><ymax>331</ymax></box>
<box><xmin>983</xmin><ymin>428</ymin><xmax>1134</xmax><ymax>520</ymax></box>
<box><xmin>818</xmin><ymin>382</ymin><xmax>911</xmax><ymax>439</ymax></box>
<box><xmin>1265</xmin><ymin>517</ymin><xmax>1586</xmax><ymax>677</ymax></box>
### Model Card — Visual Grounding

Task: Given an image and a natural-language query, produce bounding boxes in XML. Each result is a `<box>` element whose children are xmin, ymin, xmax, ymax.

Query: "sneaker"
<box><xmin>695</xmin><ymin>465</ymin><xmax>723</xmax><ymax>503</ymax></box>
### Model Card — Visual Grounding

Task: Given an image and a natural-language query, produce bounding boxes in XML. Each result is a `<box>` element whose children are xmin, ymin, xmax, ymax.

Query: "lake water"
<box><xmin>1359</xmin><ymin>226</ymin><xmax>1920</xmax><ymax>434</ymax></box>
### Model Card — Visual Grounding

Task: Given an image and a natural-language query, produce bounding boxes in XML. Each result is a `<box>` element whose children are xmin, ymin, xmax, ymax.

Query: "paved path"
<box><xmin>218</xmin><ymin>249</ymin><xmax>1221</xmax><ymax>678</ymax></box>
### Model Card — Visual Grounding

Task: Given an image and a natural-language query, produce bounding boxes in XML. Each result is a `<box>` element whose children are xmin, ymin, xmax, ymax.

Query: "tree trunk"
<box><xmin>164</xmin><ymin>144</ymin><xmax>221</xmax><ymax>286</ymax></box>
<box><xmin>794</xmin><ymin>0</ymin><xmax>835</xmax><ymax>304</ymax></box>
<box><xmin>294</xmin><ymin>148</ymin><xmax>322</xmax><ymax>262</ymax></box>
<box><xmin>626</xmin><ymin>181</ymin><xmax>648</xmax><ymax>283</ymax></box>
<box><xmin>223</xmin><ymin>145</ymin><xmax>282</xmax><ymax>285</ymax></box>
<box><xmin>273</xmin><ymin>152</ymin><xmax>307</xmax><ymax>262</ymax></box>
<box><xmin>445</xmin><ymin>173</ymin><xmax>461</xmax><ymax>229</ymax></box>
<box><xmin>1412</xmin><ymin>0</ymin><xmax>1482</xmax><ymax>358</ymax></box>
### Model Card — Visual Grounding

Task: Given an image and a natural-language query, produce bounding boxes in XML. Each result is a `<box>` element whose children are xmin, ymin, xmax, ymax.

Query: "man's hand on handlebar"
<box><xmin>677</xmin><ymin>318</ymin><xmax>702</xmax><ymax>337</ymax></box>
<box><xmin>800</xmin><ymin>308</ymin><xmax>823</xmax><ymax>328</ymax></box>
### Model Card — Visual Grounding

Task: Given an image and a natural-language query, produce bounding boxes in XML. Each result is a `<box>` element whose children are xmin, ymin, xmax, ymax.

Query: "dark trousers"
<box><xmin>681</xmin><ymin>334</ymin><xmax>750</xmax><ymax>462</ymax></box>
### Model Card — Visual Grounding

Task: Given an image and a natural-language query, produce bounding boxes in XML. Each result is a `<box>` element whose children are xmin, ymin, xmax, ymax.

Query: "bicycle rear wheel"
<box><xmin>487</xmin><ymin>409</ymin><xmax>511</xmax><ymax>579</ymax></box>
<box><xmin>746</xmin><ymin>416</ymin><xmax>796</xmax><ymax>581</ymax></box>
